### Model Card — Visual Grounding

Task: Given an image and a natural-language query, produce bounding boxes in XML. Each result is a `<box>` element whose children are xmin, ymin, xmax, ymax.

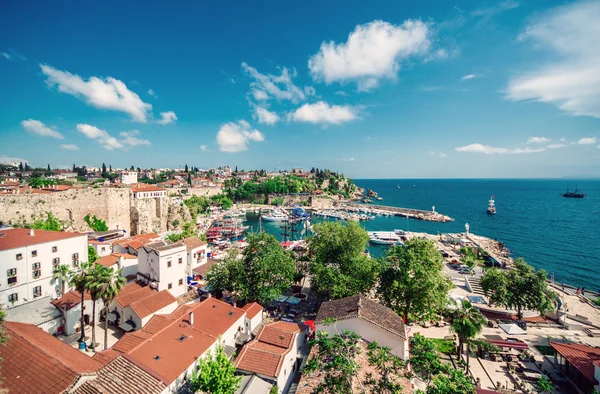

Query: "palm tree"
<box><xmin>450</xmin><ymin>300</ymin><xmax>486</xmax><ymax>374</ymax></box>
<box><xmin>69</xmin><ymin>261</ymin><xmax>92</xmax><ymax>343</ymax></box>
<box><xmin>52</xmin><ymin>264</ymin><xmax>71</xmax><ymax>296</ymax></box>
<box><xmin>96</xmin><ymin>267</ymin><xmax>126</xmax><ymax>350</ymax></box>
<box><xmin>86</xmin><ymin>264</ymin><xmax>109</xmax><ymax>349</ymax></box>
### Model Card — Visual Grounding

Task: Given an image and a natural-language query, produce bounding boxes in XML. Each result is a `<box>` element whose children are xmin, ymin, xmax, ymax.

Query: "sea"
<box><xmin>243</xmin><ymin>179</ymin><xmax>600</xmax><ymax>291</ymax></box>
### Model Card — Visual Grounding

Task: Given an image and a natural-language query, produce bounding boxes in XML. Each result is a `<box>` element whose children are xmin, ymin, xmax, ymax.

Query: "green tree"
<box><xmin>308</xmin><ymin>221</ymin><xmax>379</xmax><ymax>301</ymax></box>
<box><xmin>31</xmin><ymin>212</ymin><xmax>63</xmax><ymax>231</ymax></box>
<box><xmin>187</xmin><ymin>172</ymin><xmax>192</xmax><ymax>185</ymax></box>
<box><xmin>378</xmin><ymin>238</ymin><xmax>452</xmax><ymax>321</ymax></box>
<box><xmin>86</xmin><ymin>264</ymin><xmax>109</xmax><ymax>349</ymax></box>
<box><xmin>363</xmin><ymin>341</ymin><xmax>408</xmax><ymax>393</ymax></box>
<box><xmin>88</xmin><ymin>245</ymin><xmax>99</xmax><ymax>263</ymax></box>
<box><xmin>409</xmin><ymin>334</ymin><xmax>447</xmax><ymax>386</ymax></box>
<box><xmin>207</xmin><ymin>232</ymin><xmax>295</xmax><ymax>304</ymax></box>
<box><xmin>449</xmin><ymin>300</ymin><xmax>486</xmax><ymax>374</ymax></box>
<box><xmin>534</xmin><ymin>375</ymin><xmax>553</xmax><ymax>393</ymax></box>
<box><xmin>480</xmin><ymin>258</ymin><xmax>555</xmax><ymax>319</ymax></box>
<box><xmin>52</xmin><ymin>264</ymin><xmax>71</xmax><ymax>295</ymax></box>
<box><xmin>70</xmin><ymin>261</ymin><xmax>92</xmax><ymax>342</ymax></box>
<box><xmin>94</xmin><ymin>267</ymin><xmax>126</xmax><ymax>350</ymax></box>
<box><xmin>424</xmin><ymin>368</ymin><xmax>475</xmax><ymax>394</ymax></box>
<box><xmin>84</xmin><ymin>214</ymin><xmax>109</xmax><ymax>232</ymax></box>
<box><xmin>166</xmin><ymin>221</ymin><xmax>197</xmax><ymax>242</ymax></box>
<box><xmin>190</xmin><ymin>343</ymin><xmax>241</xmax><ymax>394</ymax></box>
<box><xmin>101</xmin><ymin>163</ymin><xmax>107</xmax><ymax>177</ymax></box>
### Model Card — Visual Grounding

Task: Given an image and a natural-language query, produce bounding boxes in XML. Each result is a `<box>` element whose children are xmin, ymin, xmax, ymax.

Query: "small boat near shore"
<box><xmin>261</xmin><ymin>209</ymin><xmax>289</xmax><ymax>222</ymax></box>
<box><xmin>368</xmin><ymin>231</ymin><xmax>403</xmax><ymax>245</ymax></box>
<box><xmin>487</xmin><ymin>196</ymin><xmax>496</xmax><ymax>215</ymax></box>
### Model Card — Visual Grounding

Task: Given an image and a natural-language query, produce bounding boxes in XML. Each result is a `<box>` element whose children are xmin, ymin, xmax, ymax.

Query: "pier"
<box><xmin>343</xmin><ymin>203</ymin><xmax>454</xmax><ymax>222</ymax></box>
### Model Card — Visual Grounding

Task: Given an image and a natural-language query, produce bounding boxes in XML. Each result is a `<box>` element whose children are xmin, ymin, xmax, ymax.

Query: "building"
<box><xmin>96</xmin><ymin>253</ymin><xmax>139</xmax><ymax>280</ymax></box>
<box><xmin>235</xmin><ymin>321</ymin><xmax>309</xmax><ymax>393</ymax></box>
<box><xmin>0</xmin><ymin>321</ymin><xmax>104</xmax><ymax>393</ymax></box>
<box><xmin>88</xmin><ymin>229</ymin><xmax>127</xmax><ymax>258</ymax></box>
<box><xmin>112</xmin><ymin>232</ymin><xmax>161</xmax><ymax>256</ymax></box>
<box><xmin>182</xmin><ymin>236</ymin><xmax>208</xmax><ymax>276</ymax></box>
<box><xmin>111</xmin><ymin>282</ymin><xmax>178</xmax><ymax>331</ymax></box>
<box><xmin>0</xmin><ymin>228</ymin><xmax>87</xmax><ymax>308</ymax></box>
<box><xmin>131</xmin><ymin>184</ymin><xmax>167</xmax><ymax>199</ymax></box>
<box><xmin>137</xmin><ymin>240</ymin><xmax>188</xmax><ymax>297</ymax></box>
<box><xmin>314</xmin><ymin>295</ymin><xmax>409</xmax><ymax>360</ymax></box>
<box><xmin>5</xmin><ymin>295</ymin><xmax>63</xmax><ymax>335</ymax></box>
<box><xmin>549</xmin><ymin>341</ymin><xmax>600</xmax><ymax>393</ymax></box>
<box><xmin>51</xmin><ymin>290</ymin><xmax>101</xmax><ymax>336</ymax></box>
<box><xmin>105</xmin><ymin>297</ymin><xmax>261</xmax><ymax>392</ymax></box>
<box><xmin>120</xmin><ymin>171</ymin><xmax>138</xmax><ymax>185</ymax></box>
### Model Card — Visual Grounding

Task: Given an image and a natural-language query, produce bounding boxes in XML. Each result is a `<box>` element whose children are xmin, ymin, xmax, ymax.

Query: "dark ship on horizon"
<box><xmin>562</xmin><ymin>185</ymin><xmax>586</xmax><ymax>198</ymax></box>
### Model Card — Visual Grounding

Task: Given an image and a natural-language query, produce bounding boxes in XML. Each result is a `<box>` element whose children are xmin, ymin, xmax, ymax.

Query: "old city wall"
<box><xmin>131</xmin><ymin>197</ymin><xmax>172</xmax><ymax>235</ymax></box>
<box><xmin>0</xmin><ymin>189</ymin><xmax>132</xmax><ymax>233</ymax></box>
<box><xmin>187</xmin><ymin>186</ymin><xmax>223</xmax><ymax>198</ymax></box>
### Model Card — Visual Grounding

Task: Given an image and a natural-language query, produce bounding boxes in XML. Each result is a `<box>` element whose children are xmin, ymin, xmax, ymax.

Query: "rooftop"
<box><xmin>315</xmin><ymin>295</ymin><xmax>407</xmax><ymax>340</ymax></box>
<box><xmin>549</xmin><ymin>341</ymin><xmax>600</xmax><ymax>385</ymax></box>
<box><xmin>182</xmin><ymin>236</ymin><xmax>207</xmax><ymax>249</ymax></box>
<box><xmin>96</xmin><ymin>252</ymin><xmax>138</xmax><ymax>268</ymax></box>
<box><xmin>144</xmin><ymin>240</ymin><xmax>185</xmax><ymax>252</ymax></box>
<box><xmin>51</xmin><ymin>290</ymin><xmax>92</xmax><ymax>311</ymax></box>
<box><xmin>0</xmin><ymin>322</ymin><xmax>103</xmax><ymax>394</ymax></box>
<box><xmin>114</xmin><ymin>286</ymin><xmax>156</xmax><ymax>308</ymax></box>
<box><xmin>0</xmin><ymin>228</ymin><xmax>86</xmax><ymax>251</ymax></box>
<box><xmin>112</xmin><ymin>233</ymin><xmax>160</xmax><ymax>250</ymax></box>
<box><xmin>130</xmin><ymin>290</ymin><xmax>177</xmax><ymax>319</ymax></box>
<box><xmin>241</xmin><ymin>302</ymin><xmax>263</xmax><ymax>319</ymax></box>
<box><xmin>5</xmin><ymin>296</ymin><xmax>62</xmax><ymax>326</ymax></box>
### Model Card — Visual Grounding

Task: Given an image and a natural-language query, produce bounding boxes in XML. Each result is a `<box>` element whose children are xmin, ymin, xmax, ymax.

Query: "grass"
<box><xmin>534</xmin><ymin>345</ymin><xmax>554</xmax><ymax>356</ymax></box>
<box><xmin>431</xmin><ymin>338</ymin><xmax>455</xmax><ymax>354</ymax></box>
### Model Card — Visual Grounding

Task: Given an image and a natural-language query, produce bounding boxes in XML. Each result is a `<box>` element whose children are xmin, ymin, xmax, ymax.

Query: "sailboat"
<box><xmin>397</xmin><ymin>184</ymin><xmax>401</xmax><ymax>189</ymax></box>
<box><xmin>487</xmin><ymin>196</ymin><xmax>496</xmax><ymax>215</ymax></box>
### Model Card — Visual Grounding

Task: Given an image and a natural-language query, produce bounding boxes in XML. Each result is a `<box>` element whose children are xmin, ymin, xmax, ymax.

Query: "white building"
<box><xmin>111</xmin><ymin>282</ymin><xmax>178</xmax><ymax>331</ymax></box>
<box><xmin>314</xmin><ymin>295</ymin><xmax>409</xmax><ymax>360</ymax></box>
<box><xmin>96</xmin><ymin>253</ymin><xmax>139</xmax><ymax>280</ymax></box>
<box><xmin>0</xmin><ymin>228</ymin><xmax>87</xmax><ymax>308</ymax></box>
<box><xmin>137</xmin><ymin>240</ymin><xmax>188</xmax><ymax>297</ymax></box>
<box><xmin>120</xmin><ymin>171</ymin><xmax>138</xmax><ymax>185</ymax></box>
<box><xmin>131</xmin><ymin>185</ymin><xmax>167</xmax><ymax>199</ymax></box>
<box><xmin>235</xmin><ymin>321</ymin><xmax>309</xmax><ymax>393</ymax></box>
<box><xmin>51</xmin><ymin>290</ymin><xmax>101</xmax><ymax>336</ymax></box>
<box><xmin>182</xmin><ymin>236</ymin><xmax>208</xmax><ymax>276</ymax></box>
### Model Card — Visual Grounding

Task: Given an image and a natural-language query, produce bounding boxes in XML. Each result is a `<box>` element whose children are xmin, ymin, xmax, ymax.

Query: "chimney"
<box><xmin>29</xmin><ymin>229</ymin><xmax>35</xmax><ymax>236</ymax></box>
<box><xmin>188</xmin><ymin>311</ymin><xmax>194</xmax><ymax>325</ymax></box>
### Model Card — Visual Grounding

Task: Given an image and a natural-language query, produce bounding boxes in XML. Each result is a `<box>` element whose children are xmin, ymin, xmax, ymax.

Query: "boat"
<box><xmin>368</xmin><ymin>231</ymin><xmax>403</xmax><ymax>245</ymax></box>
<box><xmin>261</xmin><ymin>210</ymin><xmax>289</xmax><ymax>222</ymax></box>
<box><xmin>290</xmin><ymin>207</ymin><xmax>310</xmax><ymax>220</ymax></box>
<box><xmin>487</xmin><ymin>196</ymin><xmax>496</xmax><ymax>215</ymax></box>
<box><xmin>562</xmin><ymin>185</ymin><xmax>586</xmax><ymax>198</ymax></box>
<box><xmin>397</xmin><ymin>185</ymin><xmax>400</xmax><ymax>189</ymax></box>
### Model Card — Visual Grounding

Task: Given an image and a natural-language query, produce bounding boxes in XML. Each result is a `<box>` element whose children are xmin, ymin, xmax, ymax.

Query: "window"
<box><xmin>33</xmin><ymin>286</ymin><xmax>42</xmax><ymax>298</ymax></box>
<box><xmin>7</xmin><ymin>269</ymin><xmax>17</xmax><ymax>285</ymax></box>
<box><xmin>31</xmin><ymin>250</ymin><xmax>37</xmax><ymax>257</ymax></box>
<box><xmin>52</xmin><ymin>246</ymin><xmax>58</xmax><ymax>253</ymax></box>
<box><xmin>16</xmin><ymin>253</ymin><xmax>22</xmax><ymax>261</ymax></box>
<box><xmin>178</xmin><ymin>279</ymin><xmax>183</xmax><ymax>286</ymax></box>
<box><xmin>167</xmin><ymin>261</ymin><xmax>172</xmax><ymax>268</ymax></box>
<box><xmin>52</xmin><ymin>257</ymin><xmax>60</xmax><ymax>267</ymax></box>
<box><xmin>32</xmin><ymin>263</ymin><xmax>41</xmax><ymax>279</ymax></box>
<box><xmin>168</xmin><ymin>283</ymin><xmax>172</xmax><ymax>290</ymax></box>
<box><xmin>178</xmin><ymin>257</ymin><xmax>183</xmax><ymax>265</ymax></box>
<box><xmin>8</xmin><ymin>293</ymin><xmax>18</xmax><ymax>303</ymax></box>
<box><xmin>72</xmin><ymin>253</ymin><xmax>79</xmax><ymax>266</ymax></box>
<box><xmin>101</xmin><ymin>247</ymin><xmax>106</xmax><ymax>252</ymax></box>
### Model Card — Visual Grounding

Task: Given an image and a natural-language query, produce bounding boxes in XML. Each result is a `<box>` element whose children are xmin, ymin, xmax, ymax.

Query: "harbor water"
<box><xmin>244</xmin><ymin>179</ymin><xmax>600</xmax><ymax>290</ymax></box>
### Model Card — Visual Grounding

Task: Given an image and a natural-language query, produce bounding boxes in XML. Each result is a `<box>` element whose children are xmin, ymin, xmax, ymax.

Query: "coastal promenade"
<box><xmin>342</xmin><ymin>203</ymin><xmax>454</xmax><ymax>222</ymax></box>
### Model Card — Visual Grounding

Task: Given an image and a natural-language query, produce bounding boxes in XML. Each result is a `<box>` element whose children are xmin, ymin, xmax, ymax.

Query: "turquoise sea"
<box><xmin>244</xmin><ymin>179</ymin><xmax>600</xmax><ymax>290</ymax></box>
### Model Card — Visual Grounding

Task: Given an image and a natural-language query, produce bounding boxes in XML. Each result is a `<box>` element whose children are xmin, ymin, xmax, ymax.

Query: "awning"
<box><xmin>107</xmin><ymin>312</ymin><xmax>118</xmax><ymax>323</ymax></box>
<box><xmin>485</xmin><ymin>339</ymin><xmax>529</xmax><ymax>350</ymax></box>
<box><xmin>276</xmin><ymin>295</ymin><xmax>289</xmax><ymax>303</ymax></box>
<box><xmin>499</xmin><ymin>323</ymin><xmax>527</xmax><ymax>335</ymax></box>
<box><xmin>286</xmin><ymin>296</ymin><xmax>302</xmax><ymax>305</ymax></box>
<box><xmin>119</xmin><ymin>322</ymin><xmax>134</xmax><ymax>332</ymax></box>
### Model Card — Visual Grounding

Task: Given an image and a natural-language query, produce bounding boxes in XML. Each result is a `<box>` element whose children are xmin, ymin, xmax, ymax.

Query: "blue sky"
<box><xmin>1</xmin><ymin>0</ymin><xmax>599</xmax><ymax>178</ymax></box>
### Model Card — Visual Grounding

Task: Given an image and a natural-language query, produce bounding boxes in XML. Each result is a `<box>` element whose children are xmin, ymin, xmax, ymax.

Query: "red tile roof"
<box><xmin>549</xmin><ymin>341</ymin><xmax>600</xmax><ymax>385</ymax></box>
<box><xmin>0</xmin><ymin>228</ymin><xmax>86</xmax><ymax>251</ymax></box>
<box><xmin>92</xmin><ymin>349</ymin><xmax>120</xmax><ymax>366</ymax></box>
<box><xmin>96</xmin><ymin>253</ymin><xmax>138</xmax><ymax>268</ymax></box>
<box><xmin>182</xmin><ymin>236</ymin><xmax>207</xmax><ymax>249</ymax></box>
<box><xmin>142</xmin><ymin>315</ymin><xmax>172</xmax><ymax>334</ymax></box>
<box><xmin>112</xmin><ymin>233</ymin><xmax>160</xmax><ymax>250</ymax></box>
<box><xmin>117</xmin><ymin>281</ymin><xmax>146</xmax><ymax>297</ymax></box>
<box><xmin>241</xmin><ymin>302</ymin><xmax>263</xmax><ymax>319</ymax></box>
<box><xmin>0</xmin><ymin>322</ymin><xmax>103</xmax><ymax>394</ymax></box>
<box><xmin>187</xmin><ymin>297</ymin><xmax>245</xmax><ymax>338</ymax></box>
<box><xmin>115</xmin><ymin>286</ymin><xmax>156</xmax><ymax>308</ymax></box>
<box><xmin>131</xmin><ymin>185</ymin><xmax>165</xmax><ymax>193</ymax></box>
<box><xmin>113</xmin><ymin>331</ymin><xmax>152</xmax><ymax>353</ymax></box>
<box><xmin>130</xmin><ymin>290</ymin><xmax>177</xmax><ymax>319</ymax></box>
<box><xmin>51</xmin><ymin>290</ymin><xmax>91</xmax><ymax>311</ymax></box>
<box><xmin>192</xmin><ymin>259</ymin><xmax>218</xmax><ymax>278</ymax></box>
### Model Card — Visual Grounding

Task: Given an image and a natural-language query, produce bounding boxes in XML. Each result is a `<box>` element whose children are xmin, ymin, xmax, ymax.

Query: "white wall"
<box><xmin>139</xmin><ymin>301</ymin><xmax>178</xmax><ymax>328</ymax></box>
<box><xmin>39</xmin><ymin>316</ymin><xmax>63</xmax><ymax>335</ymax></box>
<box><xmin>63</xmin><ymin>299</ymin><xmax>102</xmax><ymax>336</ymax></box>
<box><xmin>138</xmin><ymin>245</ymin><xmax>188</xmax><ymax>297</ymax></box>
<box><xmin>0</xmin><ymin>233</ymin><xmax>87</xmax><ymax>308</ymax></box>
<box><xmin>316</xmin><ymin>318</ymin><xmax>408</xmax><ymax>360</ymax></box>
<box><xmin>91</xmin><ymin>242</ymin><xmax>112</xmax><ymax>258</ymax></box>
<box><xmin>277</xmin><ymin>328</ymin><xmax>307</xmax><ymax>393</ymax></box>
<box><xmin>119</xmin><ymin>257</ymin><xmax>138</xmax><ymax>278</ymax></box>
<box><xmin>245</xmin><ymin>310</ymin><xmax>263</xmax><ymax>336</ymax></box>
<box><xmin>120</xmin><ymin>172</ymin><xmax>138</xmax><ymax>185</ymax></box>
<box><xmin>186</xmin><ymin>245</ymin><xmax>207</xmax><ymax>276</ymax></box>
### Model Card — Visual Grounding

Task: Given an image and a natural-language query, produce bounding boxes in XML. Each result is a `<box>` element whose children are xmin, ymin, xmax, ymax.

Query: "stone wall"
<box><xmin>187</xmin><ymin>186</ymin><xmax>223</xmax><ymax>198</ymax></box>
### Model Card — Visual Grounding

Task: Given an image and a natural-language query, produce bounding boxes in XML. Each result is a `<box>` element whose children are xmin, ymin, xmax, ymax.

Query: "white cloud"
<box><xmin>335</xmin><ymin>91</ymin><xmax>348</xmax><ymax>96</ymax></box>
<box><xmin>430</xmin><ymin>151</ymin><xmax>448</xmax><ymax>158</ymax></box>
<box><xmin>120</xmin><ymin>130</ymin><xmax>151</xmax><ymax>147</ymax></box>
<box><xmin>342</xmin><ymin>157</ymin><xmax>356</xmax><ymax>162</ymax></box>
<box><xmin>505</xmin><ymin>2</ymin><xmax>600</xmax><ymax>118</ymax></box>
<box><xmin>216</xmin><ymin>120</ymin><xmax>264</xmax><ymax>153</ymax></box>
<box><xmin>288</xmin><ymin>101</ymin><xmax>359</xmax><ymax>125</ymax></box>
<box><xmin>560</xmin><ymin>137</ymin><xmax>566</xmax><ymax>142</ymax></box>
<box><xmin>253</xmin><ymin>106</ymin><xmax>280</xmax><ymax>125</ymax></box>
<box><xmin>471</xmin><ymin>1</ymin><xmax>519</xmax><ymax>17</ymax></box>
<box><xmin>461</xmin><ymin>74</ymin><xmax>478</xmax><ymax>81</ymax></box>
<box><xmin>148</xmin><ymin>89</ymin><xmax>157</xmax><ymax>98</ymax></box>
<box><xmin>241</xmin><ymin>63</ymin><xmax>305</xmax><ymax>103</ymax></box>
<box><xmin>527</xmin><ymin>136</ymin><xmax>551</xmax><ymax>144</ymax></box>
<box><xmin>304</xmin><ymin>86</ymin><xmax>316</xmax><ymax>96</ymax></box>
<box><xmin>156</xmin><ymin>111</ymin><xmax>177</xmax><ymax>125</ymax></box>
<box><xmin>1</xmin><ymin>49</ymin><xmax>27</xmax><ymax>61</ymax></box>
<box><xmin>60</xmin><ymin>144</ymin><xmax>79</xmax><ymax>151</ymax></box>
<box><xmin>547</xmin><ymin>143</ymin><xmax>567</xmax><ymax>149</ymax></box>
<box><xmin>200</xmin><ymin>145</ymin><xmax>210</xmax><ymax>152</ymax></box>
<box><xmin>308</xmin><ymin>20</ymin><xmax>431</xmax><ymax>90</ymax></box>
<box><xmin>0</xmin><ymin>155</ymin><xmax>28</xmax><ymax>164</ymax></box>
<box><xmin>21</xmin><ymin>119</ymin><xmax>64</xmax><ymax>139</ymax></box>
<box><xmin>40</xmin><ymin>64</ymin><xmax>152</xmax><ymax>122</ymax></box>
<box><xmin>455</xmin><ymin>143</ymin><xmax>546</xmax><ymax>155</ymax></box>
<box><xmin>577</xmin><ymin>137</ymin><xmax>597</xmax><ymax>145</ymax></box>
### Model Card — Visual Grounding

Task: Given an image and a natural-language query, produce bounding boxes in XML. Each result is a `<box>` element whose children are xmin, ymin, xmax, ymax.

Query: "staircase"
<box><xmin>469</xmin><ymin>276</ymin><xmax>486</xmax><ymax>296</ymax></box>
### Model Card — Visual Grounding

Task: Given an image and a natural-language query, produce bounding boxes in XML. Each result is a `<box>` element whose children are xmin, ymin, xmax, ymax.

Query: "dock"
<box><xmin>343</xmin><ymin>203</ymin><xmax>454</xmax><ymax>222</ymax></box>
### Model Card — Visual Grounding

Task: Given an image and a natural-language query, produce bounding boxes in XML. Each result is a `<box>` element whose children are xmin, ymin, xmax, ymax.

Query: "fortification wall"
<box><xmin>187</xmin><ymin>186</ymin><xmax>223</xmax><ymax>198</ymax></box>
<box><xmin>0</xmin><ymin>189</ymin><xmax>132</xmax><ymax>233</ymax></box>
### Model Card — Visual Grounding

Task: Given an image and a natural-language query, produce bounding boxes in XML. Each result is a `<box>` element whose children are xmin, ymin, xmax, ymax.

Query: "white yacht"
<box><xmin>261</xmin><ymin>209</ymin><xmax>289</xmax><ymax>222</ymax></box>
<box><xmin>368</xmin><ymin>231</ymin><xmax>403</xmax><ymax>245</ymax></box>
